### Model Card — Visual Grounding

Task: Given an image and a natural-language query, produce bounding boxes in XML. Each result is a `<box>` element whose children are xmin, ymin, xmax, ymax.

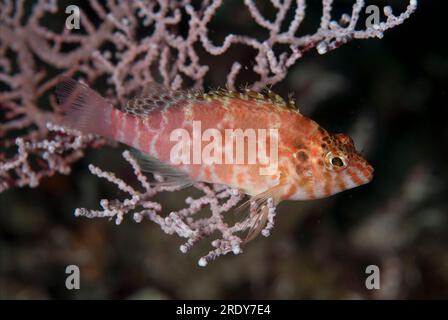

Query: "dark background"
<box><xmin>1</xmin><ymin>0</ymin><xmax>447</xmax><ymax>299</ymax></box>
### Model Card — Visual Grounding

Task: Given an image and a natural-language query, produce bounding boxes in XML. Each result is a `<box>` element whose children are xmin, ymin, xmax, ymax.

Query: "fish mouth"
<box><xmin>363</xmin><ymin>163</ymin><xmax>374</xmax><ymax>183</ymax></box>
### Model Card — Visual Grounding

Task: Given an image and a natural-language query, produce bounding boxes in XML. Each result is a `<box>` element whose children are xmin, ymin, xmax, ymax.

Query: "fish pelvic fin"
<box><xmin>235</xmin><ymin>185</ymin><xmax>283</xmax><ymax>244</ymax></box>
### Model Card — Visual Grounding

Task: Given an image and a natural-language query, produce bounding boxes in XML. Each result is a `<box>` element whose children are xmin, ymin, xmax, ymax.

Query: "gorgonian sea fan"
<box><xmin>0</xmin><ymin>0</ymin><xmax>417</xmax><ymax>265</ymax></box>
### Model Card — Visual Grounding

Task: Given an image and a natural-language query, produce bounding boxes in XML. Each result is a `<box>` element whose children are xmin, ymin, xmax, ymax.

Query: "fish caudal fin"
<box><xmin>56</xmin><ymin>77</ymin><xmax>114</xmax><ymax>138</ymax></box>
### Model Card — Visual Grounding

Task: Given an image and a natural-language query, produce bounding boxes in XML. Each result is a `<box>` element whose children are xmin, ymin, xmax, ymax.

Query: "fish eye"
<box><xmin>331</xmin><ymin>156</ymin><xmax>345</xmax><ymax>167</ymax></box>
<box><xmin>325</xmin><ymin>152</ymin><xmax>347</xmax><ymax>170</ymax></box>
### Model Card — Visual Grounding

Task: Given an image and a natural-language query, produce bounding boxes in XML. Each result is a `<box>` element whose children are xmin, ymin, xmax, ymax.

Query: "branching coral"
<box><xmin>0</xmin><ymin>0</ymin><xmax>417</xmax><ymax>264</ymax></box>
<box><xmin>74</xmin><ymin>150</ymin><xmax>278</xmax><ymax>266</ymax></box>
<box><xmin>0</xmin><ymin>123</ymin><xmax>104</xmax><ymax>192</ymax></box>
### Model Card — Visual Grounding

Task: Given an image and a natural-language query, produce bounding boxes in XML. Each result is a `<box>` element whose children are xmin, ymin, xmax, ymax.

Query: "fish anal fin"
<box><xmin>131</xmin><ymin>149</ymin><xmax>193</xmax><ymax>189</ymax></box>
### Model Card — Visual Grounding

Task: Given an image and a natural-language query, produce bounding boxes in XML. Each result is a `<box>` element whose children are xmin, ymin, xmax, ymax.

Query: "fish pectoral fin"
<box><xmin>130</xmin><ymin>149</ymin><xmax>194</xmax><ymax>189</ymax></box>
<box><xmin>235</xmin><ymin>185</ymin><xmax>283</xmax><ymax>244</ymax></box>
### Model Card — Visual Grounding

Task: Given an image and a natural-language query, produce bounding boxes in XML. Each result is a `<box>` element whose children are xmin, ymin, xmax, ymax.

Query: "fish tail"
<box><xmin>56</xmin><ymin>77</ymin><xmax>114</xmax><ymax>138</ymax></box>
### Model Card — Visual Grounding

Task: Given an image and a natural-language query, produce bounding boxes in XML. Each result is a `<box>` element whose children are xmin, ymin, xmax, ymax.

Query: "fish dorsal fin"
<box><xmin>123</xmin><ymin>82</ymin><xmax>300</xmax><ymax>118</ymax></box>
<box><xmin>259</xmin><ymin>88</ymin><xmax>300</xmax><ymax>113</ymax></box>
<box><xmin>210</xmin><ymin>86</ymin><xmax>300</xmax><ymax>113</ymax></box>
<box><xmin>131</xmin><ymin>149</ymin><xmax>194</xmax><ymax>189</ymax></box>
<box><xmin>122</xmin><ymin>83</ymin><xmax>192</xmax><ymax>118</ymax></box>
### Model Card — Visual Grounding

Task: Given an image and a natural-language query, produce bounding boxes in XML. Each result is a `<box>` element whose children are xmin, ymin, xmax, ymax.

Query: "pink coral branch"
<box><xmin>75</xmin><ymin>150</ymin><xmax>256</xmax><ymax>266</ymax></box>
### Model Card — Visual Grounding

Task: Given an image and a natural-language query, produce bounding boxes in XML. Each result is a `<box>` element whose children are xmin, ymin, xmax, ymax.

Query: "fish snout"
<box><xmin>363</xmin><ymin>163</ymin><xmax>374</xmax><ymax>183</ymax></box>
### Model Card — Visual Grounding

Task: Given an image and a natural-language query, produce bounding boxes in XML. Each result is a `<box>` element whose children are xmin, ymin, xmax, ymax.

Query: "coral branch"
<box><xmin>0</xmin><ymin>0</ymin><xmax>417</xmax><ymax>192</ymax></box>
<box><xmin>75</xmin><ymin>151</ymin><xmax>263</xmax><ymax>266</ymax></box>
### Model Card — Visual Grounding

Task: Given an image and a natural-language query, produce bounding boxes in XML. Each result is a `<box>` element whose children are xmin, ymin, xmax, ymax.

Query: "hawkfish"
<box><xmin>56</xmin><ymin>78</ymin><xmax>374</xmax><ymax>239</ymax></box>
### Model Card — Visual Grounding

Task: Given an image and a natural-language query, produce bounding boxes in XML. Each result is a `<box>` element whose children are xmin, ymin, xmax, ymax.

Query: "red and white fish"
<box><xmin>56</xmin><ymin>78</ymin><xmax>373</xmax><ymax>238</ymax></box>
